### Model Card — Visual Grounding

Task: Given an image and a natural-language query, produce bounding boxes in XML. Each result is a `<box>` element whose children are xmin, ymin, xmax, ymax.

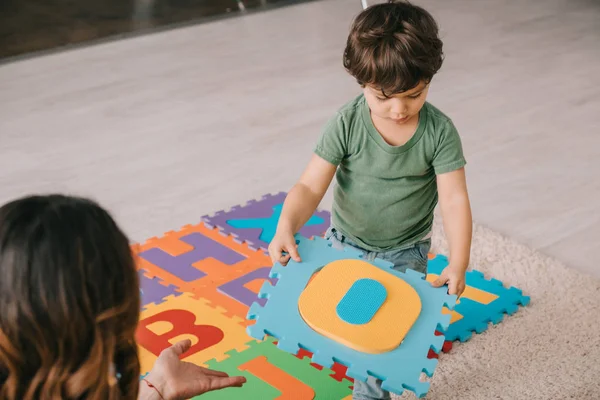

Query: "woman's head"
<box><xmin>0</xmin><ymin>194</ymin><xmax>140</xmax><ymax>400</ymax></box>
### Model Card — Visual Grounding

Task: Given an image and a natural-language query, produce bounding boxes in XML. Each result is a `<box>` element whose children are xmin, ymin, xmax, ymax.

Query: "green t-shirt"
<box><xmin>314</xmin><ymin>94</ymin><xmax>466</xmax><ymax>251</ymax></box>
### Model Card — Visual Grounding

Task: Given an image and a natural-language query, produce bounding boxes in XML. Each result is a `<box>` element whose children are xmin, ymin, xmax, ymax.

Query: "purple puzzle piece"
<box><xmin>218</xmin><ymin>267</ymin><xmax>277</xmax><ymax>307</ymax></box>
<box><xmin>298</xmin><ymin>209</ymin><xmax>330</xmax><ymax>238</ymax></box>
<box><xmin>138</xmin><ymin>232</ymin><xmax>245</xmax><ymax>282</ymax></box>
<box><xmin>202</xmin><ymin>192</ymin><xmax>331</xmax><ymax>251</ymax></box>
<box><xmin>202</xmin><ymin>193</ymin><xmax>287</xmax><ymax>245</ymax></box>
<box><xmin>138</xmin><ymin>271</ymin><xmax>179</xmax><ymax>309</ymax></box>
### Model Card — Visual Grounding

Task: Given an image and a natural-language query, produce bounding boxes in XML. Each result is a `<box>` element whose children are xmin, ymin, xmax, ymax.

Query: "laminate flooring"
<box><xmin>1</xmin><ymin>0</ymin><xmax>599</xmax><ymax>277</ymax></box>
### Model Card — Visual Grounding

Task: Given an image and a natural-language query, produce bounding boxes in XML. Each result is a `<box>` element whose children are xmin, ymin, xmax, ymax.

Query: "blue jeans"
<box><xmin>323</xmin><ymin>227</ymin><xmax>431</xmax><ymax>400</ymax></box>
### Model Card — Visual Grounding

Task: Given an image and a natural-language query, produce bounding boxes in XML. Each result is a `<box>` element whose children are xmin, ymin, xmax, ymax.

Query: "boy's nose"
<box><xmin>390</xmin><ymin>107</ymin><xmax>408</xmax><ymax>118</ymax></box>
<box><xmin>389</xmin><ymin>99</ymin><xmax>407</xmax><ymax>115</ymax></box>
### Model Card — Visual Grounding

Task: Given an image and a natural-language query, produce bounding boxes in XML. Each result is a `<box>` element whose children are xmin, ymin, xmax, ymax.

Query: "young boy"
<box><xmin>270</xmin><ymin>1</ymin><xmax>472</xmax><ymax>398</ymax></box>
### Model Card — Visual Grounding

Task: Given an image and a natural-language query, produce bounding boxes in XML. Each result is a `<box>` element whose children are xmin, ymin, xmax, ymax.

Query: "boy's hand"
<box><xmin>268</xmin><ymin>229</ymin><xmax>301</xmax><ymax>266</ymax></box>
<box><xmin>431</xmin><ymin>265</ymin><xmax>466</xmax><ymax>297</ymax></box>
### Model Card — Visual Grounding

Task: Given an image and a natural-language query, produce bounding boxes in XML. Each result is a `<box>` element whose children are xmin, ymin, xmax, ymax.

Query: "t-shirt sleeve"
<box><xmin>314</xmin><ymin>113</ymin><xmax>347</xmax><ymax>166</ymax></box>
<box><xmin>432</xmin><ymin>120</ymin><xmax>467</xmax><ymax>174</ymax></box>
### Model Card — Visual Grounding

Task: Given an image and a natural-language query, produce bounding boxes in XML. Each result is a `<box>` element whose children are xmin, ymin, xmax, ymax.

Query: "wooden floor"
<box><xmin>0</xmin><ymin>0</ymin><xmax>598</xmax><ymax>277</ymax></box>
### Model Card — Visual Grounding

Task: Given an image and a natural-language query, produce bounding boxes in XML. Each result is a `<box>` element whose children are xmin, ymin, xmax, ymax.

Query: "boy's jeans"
<box><xmin>323</xmin><ymin>227</ymin><xmax>431</xmax><ymax>400</ymax></box>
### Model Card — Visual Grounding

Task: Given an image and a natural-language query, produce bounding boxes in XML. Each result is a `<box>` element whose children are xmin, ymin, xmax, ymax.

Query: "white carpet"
<box><xmin>399</xmin><ymin>217</ymin><xmax>600</xmax><ymax>399</ymax></box>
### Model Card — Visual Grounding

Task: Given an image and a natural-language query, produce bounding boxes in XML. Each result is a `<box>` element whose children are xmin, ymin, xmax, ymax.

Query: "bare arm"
<box><xmin>437</xmin><ymin>167</ymin><xmax>472</xmax><ymax>271</ymax></box>
<box><xmin>431</xmin><ymin>167</ymin><xmax>472</xmax><ymax>297</ymax></box>
<box><xmin>278</xmin><ymin>154</ymin><xmax>337</xmax><ymax>233</ymax></box>
<box><xmin>269</xmin><ymin>154</ymin><xmax>337</xmax><ymax>264</ymax></box>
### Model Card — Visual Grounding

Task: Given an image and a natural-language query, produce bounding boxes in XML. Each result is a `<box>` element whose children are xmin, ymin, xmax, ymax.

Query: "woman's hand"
<box><xmin>142</xmin><ymin>339</ymin><xmax>246</xmax><ymax>400</ymax></box>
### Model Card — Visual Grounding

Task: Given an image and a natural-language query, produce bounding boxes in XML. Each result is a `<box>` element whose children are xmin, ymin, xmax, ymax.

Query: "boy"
<box><xmin>269</xmin><ymin>1</ymin><xmax>472</xmax><ymax>398</ymax></box>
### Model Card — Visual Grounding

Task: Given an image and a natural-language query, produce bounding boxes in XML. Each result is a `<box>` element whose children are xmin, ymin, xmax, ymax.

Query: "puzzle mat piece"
<box><xmin>426</xmin><ymin>254</ymin><xmax>530</xmax><ymax>342</ymax></box>
<box><xmin>295</xmin><ymin>347</ymin><xmax>354</xmax><ymax>384</ymax></box>
<box><xmin>293</xmin><ymin>326</ymin><xmax>449</xmax><ymax>385</ymax></box>
<box><xmin>427</xmin><ymin>331</ymin><xmax>453</xmax><ymax>359</ymax></box>
<box><xmin>247</xmin><ymin>236</ymin><xmax>456</xmax><ymax>398</ymax></box>
<box><xmin>194</xmin><ymin>266</ymin><xmax>277</xmax><ymax>326</ymax></box>
<box><xmin>138</xmin><ymin>269</ymin><xmax>180</xmax><ymax>310</ymax></box>
<box><xmin>226</xmin><ymin>203</ymin><xmax>327</xmax><ymax>247</ymax></box>
<box><xmin>138</xmin><ymin>231</ymin><xmax>243</xmax><ymax>286</ymax></box>
<box><xmin>189</xmin><ymin>240</ymin><xmax>274</xmax><ymax>323</ymax></box>
<box><xmin>198</xmin><ymin>337</ymin><xmax>352</xmax><ymax>399</ymax></box>
<box><xmin>134</xmin><ymin>223</ymin><xmax>266</xmax><ymax>294</ymax></box>
<box><xmin>202</xmin><ymin>192</ymin><xmax>330</xmax><ymax>251</ymax></box>
<box><xmin>135</xmin><ymin>292</ymin><xmax>252</xmax><ymax>376</ymax></box>
<box><xmin>299</xmin><ymin>259</ymin><xmax>421</xmax><ymax>354</ymax></box>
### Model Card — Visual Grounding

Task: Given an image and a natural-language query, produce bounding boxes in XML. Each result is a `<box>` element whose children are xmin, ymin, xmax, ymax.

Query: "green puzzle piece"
<box><xmin>191</xmin><ymin>368</ymin><xmax>279</xmax><ymax>399</ymax></box>
<box><xmin>194</xmin><ymin>337</ymin><xmax>352</xmax><ymax>399</ymax></box>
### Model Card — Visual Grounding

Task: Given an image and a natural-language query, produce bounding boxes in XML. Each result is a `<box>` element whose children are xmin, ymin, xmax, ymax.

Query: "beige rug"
<box><xmin>394</xmin><ymin>217</ymin><xmax>600</xmax><ymax>400</ymax></box>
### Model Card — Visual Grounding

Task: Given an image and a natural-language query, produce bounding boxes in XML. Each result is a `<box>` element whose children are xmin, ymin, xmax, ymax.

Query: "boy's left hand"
<box><xmin>431</xmin><ymin>265</ymin><xmax>466</xmax><ymax>297</ymax></box>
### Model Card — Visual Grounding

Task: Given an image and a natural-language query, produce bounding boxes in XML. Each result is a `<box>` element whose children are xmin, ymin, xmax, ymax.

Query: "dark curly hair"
<box><xmin>343</xmin><ymin>0</ymin><xmax>444</xmax><ymax>96</ymax></box>
<box><xmin>0</xmin><ymin>195</ymin><xmax>140</xmax><ymax>399</ymax></box>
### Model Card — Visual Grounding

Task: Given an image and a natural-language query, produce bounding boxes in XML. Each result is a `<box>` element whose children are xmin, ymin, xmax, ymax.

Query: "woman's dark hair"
<box><xmin>0</xmin><ymin>194</ymin><xmax>140</xmax><ymax>399</ymax></box>
<box><xmin>343</xmin><ymin>0</ymin><xmax>444</xmax><ymax>96</ymax></box>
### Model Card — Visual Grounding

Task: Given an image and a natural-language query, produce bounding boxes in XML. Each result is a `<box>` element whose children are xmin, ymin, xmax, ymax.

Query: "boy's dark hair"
<box><xmin>343</xmin><ymin>0</ymin><xmax>444</xmax><ymax>96</ymax></box>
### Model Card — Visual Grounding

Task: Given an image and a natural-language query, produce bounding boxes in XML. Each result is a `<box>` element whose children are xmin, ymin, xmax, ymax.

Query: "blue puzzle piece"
<box><xmin>337</xmin><ymin>278</ymin><xmax>387</xmax><ymax>325</ymax></box>
<box><xmin>427</xmin><ymin>255</ymin><xmax>530</xmax><ymax>342</ymax></box>
<box><xmin>247</xmin><ymin>236</ymin><xmax>457</xmax><ymax>398</ymax></box>
<box><xmin>227</xmin><ymin>204</ymin><xmax>325</xmax><ymax>243</ymax></box>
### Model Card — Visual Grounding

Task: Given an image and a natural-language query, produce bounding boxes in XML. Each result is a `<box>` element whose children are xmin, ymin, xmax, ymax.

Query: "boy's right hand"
<box><xmin>268</xmin><ymin>229</ymin><xmax>302</xmax><ymax>266</ymax></box>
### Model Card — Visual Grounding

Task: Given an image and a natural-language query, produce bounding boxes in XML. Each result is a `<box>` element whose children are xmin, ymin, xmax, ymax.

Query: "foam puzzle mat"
<box><xmin>134</xmin><ymin>192</ymin><xmax>530</xmax><ymax>399</ymax></box>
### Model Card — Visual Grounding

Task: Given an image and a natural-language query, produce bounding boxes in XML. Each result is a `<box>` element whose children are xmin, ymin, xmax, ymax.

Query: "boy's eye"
<box><xmin>376</xmin><ymin>92</ymin><xmax>422</xmax><ymax>101</ymax></box>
